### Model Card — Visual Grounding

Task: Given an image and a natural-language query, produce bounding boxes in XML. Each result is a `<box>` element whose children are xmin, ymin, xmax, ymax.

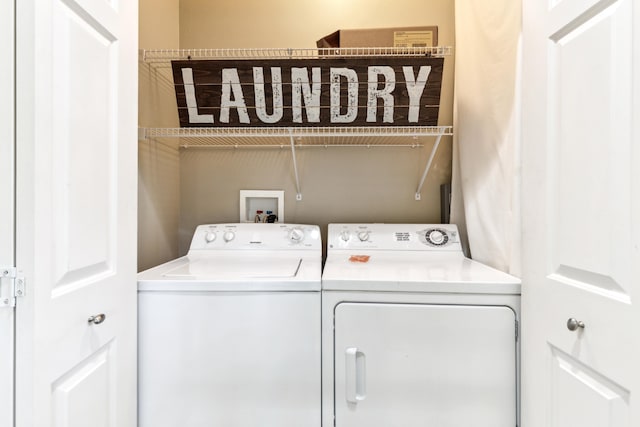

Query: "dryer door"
<box><xmin>334</xmin><ymin>303</ymin><xmax>517</xmax><ymax>427</ymax></box>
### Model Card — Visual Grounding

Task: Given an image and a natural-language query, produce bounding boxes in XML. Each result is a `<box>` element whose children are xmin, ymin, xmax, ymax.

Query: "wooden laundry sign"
<box><xmin>171</xmin><ymin>57</ymin><xmax>444</xmax><ymax>127</ymax></box>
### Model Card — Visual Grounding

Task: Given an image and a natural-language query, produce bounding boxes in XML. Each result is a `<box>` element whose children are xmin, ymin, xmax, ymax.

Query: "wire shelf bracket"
<box><xmin>288</xmin><ymin>130</ymin><xmax>303</xmax><ymax>201</ymax></box>
<box><xmin>415</xmin><ymin>133</ymin><xmax>444</xmax><ymax>201</ymax></box>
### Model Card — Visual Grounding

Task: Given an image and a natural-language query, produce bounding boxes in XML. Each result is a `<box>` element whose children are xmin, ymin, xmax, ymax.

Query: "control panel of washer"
<box><xmin>189</xmin><ymin>223</ymin><xmax>321</xmax><ymax>251</ymax></box>
<box><xmin>328</xmin><ymin>224</ymin><xmax>462</xmax><ymax>251</ymax></box>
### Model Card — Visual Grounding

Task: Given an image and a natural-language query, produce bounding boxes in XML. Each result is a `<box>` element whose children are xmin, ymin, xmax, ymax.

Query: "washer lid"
<box><xmin>321</xmin><ymin>251</ymin><xmax>520</xmax><ymax>294</ymax></box>
<box><xmin>138</xmin><ymin>253</ymin><xmax>321</xmax><ymax>291</ymax></box>
<box><xmin>164</xmin><ymin>256</ymin><xmax>302</xmax><ymax>279</ymax></box>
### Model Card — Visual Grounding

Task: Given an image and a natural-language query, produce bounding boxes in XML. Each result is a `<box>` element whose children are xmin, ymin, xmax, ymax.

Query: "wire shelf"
<box><xmin>140</xmin><ymin>126</ymin><xmax>452</xmax><ymax>148</ymax></box>
<box><xmin>141</xmin><ymin>47</ymin><xmax>453</xmax><ymax>64</ymax></box>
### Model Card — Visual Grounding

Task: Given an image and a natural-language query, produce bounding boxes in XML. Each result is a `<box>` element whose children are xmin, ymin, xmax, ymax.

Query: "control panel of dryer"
<box><xmin>189</xmin><ymin>223</ymin><xmax>321</xmax><ymax>251</ymax></box>
<box><xmin>328</xmin><ymin>224</ymin><xmax>462</xmax><ymax>251</ymax></box>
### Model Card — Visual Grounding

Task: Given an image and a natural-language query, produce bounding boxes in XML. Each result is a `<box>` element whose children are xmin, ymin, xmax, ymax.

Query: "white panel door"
<box><xmin>521</xmin><ymin>0</ymin><xmax>640</xmax><ymax>425</ymax></box>
<box><xmin>334</xmin><ymin>303</ymin><xmax>517</xmax><ymax>427</ymax></box>
<box><xmin>0</xmin><ymin>0</ymin><xmax>16</xmax><ymax>425</ymax></box>
<box><xmin>14</xmin><ymin>0</ymin><xmax>138</xmax><ymax>425</ymax></box>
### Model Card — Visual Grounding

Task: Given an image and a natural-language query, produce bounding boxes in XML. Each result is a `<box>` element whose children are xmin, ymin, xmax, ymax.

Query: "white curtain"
<box><xmin>450</xmin><ymin>0</ymin><xmax>522</xmax><ymax>275</ymax></box>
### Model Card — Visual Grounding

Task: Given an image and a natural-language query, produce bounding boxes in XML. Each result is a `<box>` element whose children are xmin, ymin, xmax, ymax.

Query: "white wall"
<box><xmin>138</xmin><ymin>0</ymin><xmax>181</xmax><ymax>271</ymax></box>
<box><xmin>177</xmin><ymin>0</ymin><xmax>455</xmax><ymax>253</ymax></box>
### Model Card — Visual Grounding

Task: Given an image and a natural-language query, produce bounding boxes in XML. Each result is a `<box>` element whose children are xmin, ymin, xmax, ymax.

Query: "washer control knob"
<box><xmin>289</xmin><ymin>227</ymin><xmax>305</xmax><ymax>243</ymax></box>
<box><xmin>204</xmin><ymin>231</ymin><xmax>216</xmax><ymax>243</ymax></box>
<box><xmin>358</xmin><ymin>231</ymin><xmax>370</xmax><ymax>242</ymax></box>
<box><xmin>340</xmin><ymin>230</ymin><xmax>351</xmax><ymax>242</ymax></box>
<box><xmin>223</xmin><ymin>230</ymin><xmax>236</xmax><ymax>242</ymax></box>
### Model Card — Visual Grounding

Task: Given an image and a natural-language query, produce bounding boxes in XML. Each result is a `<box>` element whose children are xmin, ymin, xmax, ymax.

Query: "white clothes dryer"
<box><xmin>321</xmin><ymin>224</ymin><xmax>521</xmax><ymax>427</ymax></box>
<box><xmin>138</xmin><ymin>223</ymin><xmax>322</xmax><ymax>427</ymax></box>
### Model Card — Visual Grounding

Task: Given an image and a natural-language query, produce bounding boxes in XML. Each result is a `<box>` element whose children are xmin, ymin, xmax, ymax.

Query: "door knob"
<box><xmin>566</xmin><ymin>318</ymin><xmax>585</xmax><ymax>331</ymax></box>
<box><xmin>88</xmin><ymin>313</ymin><xmax>106</xmax><ymax>325</ymax></box>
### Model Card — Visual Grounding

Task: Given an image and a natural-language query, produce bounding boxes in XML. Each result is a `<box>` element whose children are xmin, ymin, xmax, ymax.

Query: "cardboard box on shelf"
<box><xmin>316</xmin><ymin>26</ymin><xmax>438</xmax><ymax>49</ymax></box>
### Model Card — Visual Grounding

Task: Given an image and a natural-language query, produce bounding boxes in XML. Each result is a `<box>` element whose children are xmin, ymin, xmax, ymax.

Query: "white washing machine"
<box><xmin>321</xmin><ymin>224</ymin><xmax>521</xmax><ymax>427</ymax></box>
<box><xmin>138</xmin><ymin>223</ymin><xmax>322</xmax><ymax>427</ymax></box>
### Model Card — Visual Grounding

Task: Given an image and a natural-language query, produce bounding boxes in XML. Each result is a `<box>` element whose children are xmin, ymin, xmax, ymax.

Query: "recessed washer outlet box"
<box><xmin>239</xmin><ymin>190</ymin><xmax>284</xmax><ymax>223</ymax></box>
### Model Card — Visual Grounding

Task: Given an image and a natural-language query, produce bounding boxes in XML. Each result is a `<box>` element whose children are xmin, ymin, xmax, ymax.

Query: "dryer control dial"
<box><xmin>223</xmin><ymin>230</ymin><xmax>236</xmax><ymax>242</ymax></box>
<box><xmin>289</xmin><ymin>227</ymin><xmax>305</xmax><ymax>243</ymax></box>
<box><xmin>204</xmin><ymin>231</ymin><xmax>217</xmax><ymax>243</ymax></box>
<box><xmin>340</xmin><ymin>230</ymin><xmax>351</xmax><ymax>242</ymax></box>
<box><xmin>425</xmin><ymin>228</ymin><xmax>449</xmax><ymax>246</ymax></box>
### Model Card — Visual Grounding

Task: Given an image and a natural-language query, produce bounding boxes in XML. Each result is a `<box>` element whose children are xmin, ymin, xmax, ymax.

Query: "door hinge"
<box><xmin>1</xmin><ymin>267</ymin><xmax>25</xmax><ymax>308</ymax></box>
<box><xmin>515</xmin><ymin>319</ymin><xmax>519</xmax><ymax>342</ymax></box>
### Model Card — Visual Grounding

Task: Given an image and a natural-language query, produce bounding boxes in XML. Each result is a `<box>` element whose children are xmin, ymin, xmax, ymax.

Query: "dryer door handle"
<box><xmin>345</xmin><ymin>347</ymin><xmax>366</xmax><ymax>403</ymax></box>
